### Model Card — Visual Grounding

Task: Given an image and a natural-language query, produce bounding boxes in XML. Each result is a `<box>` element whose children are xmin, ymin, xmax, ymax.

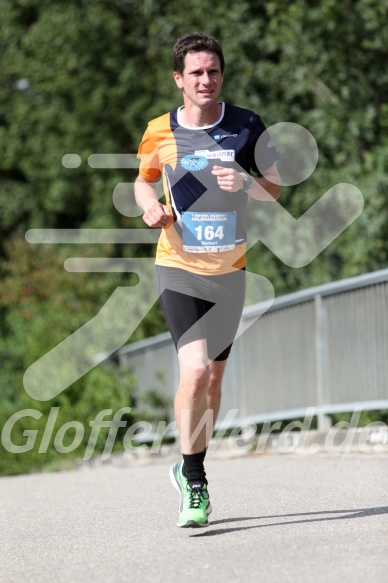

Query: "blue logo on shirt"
<box><xmin>213</xmin><ymin>134</ymin><xmax>237</xmax><ymax>140</ymax></box>
<box><xmin>181</xmin><ymin>155</ymin><xmax>208</xmax><ymax>171</ymax></box>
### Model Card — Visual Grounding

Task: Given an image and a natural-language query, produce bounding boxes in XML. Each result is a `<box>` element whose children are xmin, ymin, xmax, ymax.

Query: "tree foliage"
<box><xmin>0</xmin><ymin>0</ymin><xmax>387</xmax><ymax>473</ymax></box>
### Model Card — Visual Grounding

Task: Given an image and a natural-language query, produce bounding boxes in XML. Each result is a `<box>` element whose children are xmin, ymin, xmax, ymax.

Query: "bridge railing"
<box><xmin>116</xmin><ymin>268</ymin><xmax>388</xmax><ymax>431</ymax></box>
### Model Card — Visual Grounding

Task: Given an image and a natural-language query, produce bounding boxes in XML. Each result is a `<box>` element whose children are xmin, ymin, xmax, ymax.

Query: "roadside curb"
<box><xmin>75</xmin><ymin>425</ymin><xmax>388</xmax><ymax>470</ymax></box>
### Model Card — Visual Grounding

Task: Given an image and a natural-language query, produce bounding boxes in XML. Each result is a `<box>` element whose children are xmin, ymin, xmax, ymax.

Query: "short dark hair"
<box><xmin>172</xmin><ymin>32</ymin><xmax>225</xmax><ymax>75</ymax></box>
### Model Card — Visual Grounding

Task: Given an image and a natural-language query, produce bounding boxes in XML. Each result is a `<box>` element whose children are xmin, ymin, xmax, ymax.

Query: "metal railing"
<box><xmin>117</xmin><ymin>269</ymin><xmax>388</xmax><ymax>430</ymax></box>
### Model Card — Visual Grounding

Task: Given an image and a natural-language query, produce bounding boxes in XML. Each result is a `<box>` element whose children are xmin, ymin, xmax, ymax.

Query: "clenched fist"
<box><xmin>142</xmin><ymin>200</ymin><xmax>173</xmax><ymax>228</ymax></box>
<box><xmin>212</xmin><ymin>166</ymin><xmax>245</xmax><ymax>192</ymax></box>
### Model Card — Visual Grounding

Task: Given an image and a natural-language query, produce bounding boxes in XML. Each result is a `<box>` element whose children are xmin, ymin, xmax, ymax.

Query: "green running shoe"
<box><xmin>169</xmin><ymin>460</ymin><xmax>212</xmax><ymax>528</ymax></box>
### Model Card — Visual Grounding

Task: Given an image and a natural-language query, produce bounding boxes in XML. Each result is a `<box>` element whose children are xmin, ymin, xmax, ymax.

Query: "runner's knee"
<box><xmin>179</xmin><ymin>365</ymin><xmax>210</xmax><ymax>396</ymax></box>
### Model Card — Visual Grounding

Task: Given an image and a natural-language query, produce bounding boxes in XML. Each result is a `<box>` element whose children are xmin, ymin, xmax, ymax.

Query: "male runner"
<box><xmin>134</xmin><ymin>32</ymin><xmax>280</xmax><ymax>528</ymax></box>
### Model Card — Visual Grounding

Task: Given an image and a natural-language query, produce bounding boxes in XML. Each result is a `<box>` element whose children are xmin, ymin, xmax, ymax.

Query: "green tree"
<box><xmin>1</xmin><ymin>0</ymin><xmax>387</xmax><ymax>474</ymax></box>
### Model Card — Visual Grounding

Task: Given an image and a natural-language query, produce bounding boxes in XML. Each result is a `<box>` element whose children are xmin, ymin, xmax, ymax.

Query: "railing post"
<box><xmin>315</xmin><ymin>294</ymin><xmax>332</xmax><ymax>431</ymax></box>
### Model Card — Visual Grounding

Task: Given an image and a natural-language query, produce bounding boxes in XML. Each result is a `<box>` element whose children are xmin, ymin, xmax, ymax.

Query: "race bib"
<box><xmin>182</xmin><ymin>211</ymin><xmax>236</xmax><ymax>253</ymax></box>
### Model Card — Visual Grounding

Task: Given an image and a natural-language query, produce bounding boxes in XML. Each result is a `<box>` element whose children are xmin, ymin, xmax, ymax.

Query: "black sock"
<box><xmin>182</xmin><ymin>449</ymin><xmax>207</xmax><ymax>486</ymax></box>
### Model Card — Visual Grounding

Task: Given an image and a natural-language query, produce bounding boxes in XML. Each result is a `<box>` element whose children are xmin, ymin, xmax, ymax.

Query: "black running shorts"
<box><xmin>155</xmin><ymin>266</ymin><xmax>246</xmax><ymax>361</ymax></box>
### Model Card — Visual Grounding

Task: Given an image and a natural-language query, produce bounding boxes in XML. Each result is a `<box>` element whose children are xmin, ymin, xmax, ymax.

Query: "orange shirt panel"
<box><xmin>137</xmin><ymin>112</ymin><xmax>247</xmax><ymax>275</ymax></box>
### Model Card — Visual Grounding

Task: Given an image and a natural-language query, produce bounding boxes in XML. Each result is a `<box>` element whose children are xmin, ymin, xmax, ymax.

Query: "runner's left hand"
<box><xmin>212</xmin><ymin>166</ymin><xmax>244</xmax><ymax>192</ymax></box>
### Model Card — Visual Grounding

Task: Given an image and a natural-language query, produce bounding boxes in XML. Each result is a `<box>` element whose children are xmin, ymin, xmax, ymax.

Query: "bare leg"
<box><xmin>175</xmin><ymin>339</ymin><xmax>212</xmax><ymax>454</ymax></box>
<box><xmin>175</xmin><ymin>340</ymin><xmax>228</xmax><ymax>454</ymax></box>
<box><xmin>206</xmin><ymin>359</ymin><xmax>227</xmax><ymax>428</ymax></box>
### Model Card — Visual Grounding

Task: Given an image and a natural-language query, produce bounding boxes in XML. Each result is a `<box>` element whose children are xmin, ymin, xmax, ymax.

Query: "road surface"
<box><xmin>1</xmin><ymin>453</ymin><xmax>387</xmax><ymax>583</ymax></box>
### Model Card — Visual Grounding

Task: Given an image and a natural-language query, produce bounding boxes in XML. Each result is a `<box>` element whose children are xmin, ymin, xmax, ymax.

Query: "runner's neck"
<box><xmin>178</xmin><ymin>102</ymin><xmax>223</xmax><ymax>129</ymax></box>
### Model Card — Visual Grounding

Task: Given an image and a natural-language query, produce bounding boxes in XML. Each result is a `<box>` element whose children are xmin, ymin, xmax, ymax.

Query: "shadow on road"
<box><xmin>190</xmin><ymin>506</ymin><xmax>388</xmax><ymax>537</ymax></box>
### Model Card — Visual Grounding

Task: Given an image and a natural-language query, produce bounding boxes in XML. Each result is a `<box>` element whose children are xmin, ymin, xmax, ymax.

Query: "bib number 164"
<box><xmin>194</xmin><ymin>225</ymin><xmax>224</xmax><ymax>242</ymax></box>
<box><xmin>181</xmin><ymin>211</ymin><xmax>236</xmax><ymax>253</ymax></box>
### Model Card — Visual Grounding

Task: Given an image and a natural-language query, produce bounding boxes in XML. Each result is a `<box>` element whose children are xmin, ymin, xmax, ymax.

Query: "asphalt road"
<box><xmin>1</xmin><ymin>453</ymin><xmax>387</xmax><ymax>583</ymax></box>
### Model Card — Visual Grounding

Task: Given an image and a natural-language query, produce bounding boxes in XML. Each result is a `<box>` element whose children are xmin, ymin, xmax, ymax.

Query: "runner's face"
<box><xmin>173</xmin><ymin>51</ymin><xmax>223</xmax><ymax>109</ymax></box>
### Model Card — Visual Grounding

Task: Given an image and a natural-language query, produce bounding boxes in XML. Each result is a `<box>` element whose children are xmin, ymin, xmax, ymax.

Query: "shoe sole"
<box><xmin>169</xmin><ymin>463</ymin><xmax>212</xmax><ymax>528</ymax></box>
<box><xmin>178</xmin><ymin>519</ymin><xmax>209</xmax><ymax>528</ymax></box>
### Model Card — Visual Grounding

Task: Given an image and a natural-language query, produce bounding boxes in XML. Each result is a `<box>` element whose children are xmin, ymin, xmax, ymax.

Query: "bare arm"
<box><xmin>211</xmin><ymin>163</ymin><xmax>281</xmax><ymax>201</ymax></box>
<box><xmin>134</xmin><ymin>174</ymin><xmax>172</xmax><ymax>228</ymax></box>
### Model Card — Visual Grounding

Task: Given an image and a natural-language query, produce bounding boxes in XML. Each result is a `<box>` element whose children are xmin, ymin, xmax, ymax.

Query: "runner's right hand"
<box><xmin>142</xmin><ymin>200</ymin><xmax>173</xmax><ymax>228</ymax></box>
